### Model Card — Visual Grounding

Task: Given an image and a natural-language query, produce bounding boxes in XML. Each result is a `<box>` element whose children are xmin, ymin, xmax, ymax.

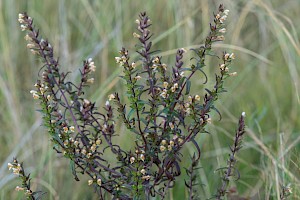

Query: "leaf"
<box><xmin>127</xmin><ymin>108</ymin><xmax>135</xmax><ymax>120</ymax></box>
<box><xmin>185</xmin><ymin>79</ymin><xmax>191</xmax><ymax>95</ymax></box>
<box><xmin>70</xmin><ymin>160</ymin><xmax>79</xmax><ymax>181</ymax></box>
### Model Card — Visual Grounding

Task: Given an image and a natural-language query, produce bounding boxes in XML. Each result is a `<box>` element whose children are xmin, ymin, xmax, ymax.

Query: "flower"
<box><xmin>195</xmin><ymin>95</ymin><xmax>201</xmax><ymax>101</ymax></box>
<box><xmin>161</xmin><ymin>140</ymin><xmax>167</xmax><ymax>145</ymax></box>
<box><xmin>97</xmin><ymin>178</ymin><xmax>102</xmax><ymax>186</ymax></box>
<box><xmin>188</xmin><ymin>95</ymin><xmax>192</xmax><ymax>103</ymax></box>
<box><xmin>140</xmin><ymin>169</ymin><xmax>146</xmax><ymax>175</ymax></box>
<box><xmin>229</xmin><ymin>53</ymin><xmax>235</xmax><ymax>59</ymax></box>
<box><xmin>87</xmin><ymin>78</ymin><xmax>94</xmax><ymax>84</ymax></box>
<box><xmin>20</xmin><ymin>24</ymin><xmax>27</xmax><ymax>31</ymax></box>
<box><xmin>229</xmin><ymin>72</ymin><xmax>237</xmax><ymax>76</ymax></box>
<box><xmin>64</xmin><ymin>140</ymin><xmax>69</xmax><ymax>146</ymax></box>
<box><xmin>25</xmin><ymin>190</ymin><xmax>32</xmax><ymax>195</ymax></box>
<box><xmin>63</xmin><ymin>126</ymin><xmax>68</xmax><ymax>133</ymax></box>
<box><xmin>169</xmin><ymin>140</ymin><xmax>174</xmax><ymax>147</ymax></box>
<box><xmin>242</xmin><ymin>112</ymin><xmax>246</xmax><ymax>117</ymax></box>
<box><xmin>224</xmin><ymin>9</ymin><xmax>230</xmax><ymax>16</ymax></box>
<box><xmin>131</xmin><ymin>62</ymin><xmax>137</xmax><ymax>69</ymax></box>
<box><xmin>130</xmin><ymin>157</ymin><xmax>135</xmax><ymax>164</ymax></box>
<box><xmin>74</xmin><ymin>141</ymin><xmax>79</xmax><ymax>146</ymax></box>
<box><xmin>134</xmin><ymin>76</ymin><xmax>142</xmax><ymax>81</ymax></box>
<box><xmin>115</xmin><ymin>57</ymin><xmax>121</xmax><ymax>64</ymax></box>
<box><xmin>91</xmin><ymin>144</ymin><xmax>97</xmax><ymax>152</ymax></box>
<box><xmin>152</xmin><ymin>57</ymin><xmax>159</xmax><ymax>64</ymax></box>
<box><xmin>8</xmin><ymin>163</ymin><xmax>13</xmax><ymax>170</ymax></box>
<box><xmin>163</xmin><ymin>82</ymin><xmax>168</xmax><ymax>88</ymax></box>
<box><xmin>140</xmin><ymin>154</ymin><xmax>145</xmax><ymax>161</ymax></box>
<box><xmin>168</xmin><ymin>145</ymin><xmax>172</xmax><ymax>151</ymax></box>
<box><xmin>108</xmin><ymin>94</ymin><xmax>115</xmax><ymax>101</ymax></box>
<box><xmin>216</xmin><ymin>35</ymin><xmax>225</xmax><ymax>41</ymax></box>
<box><xmin>30</xmin><ymin>90</ymin><xmax>39</xmax><ymax>99</ymax></box>
<box><xmin>88</xmin><ymin>180</ymin><xmax>93</xmax><ymax>185</ymax></box>
<box><xmin>133</xmin><ymin>32</ymin><xmax>140</xmax><ymax>38</ymax></box>
<box><xmin>81</xmin><ymin>149</ymin><xmax>87</xmax><ymax>155</ymax></box>
<box><xmin>15</xmin><ymin>186</ymin><xmax>24</xmax><ymax>191</ymax></box>
<box><xmin>69</xmin><ymin>126</ymin><xmax>75</xmax><ymax>132</ymax></box>
<box><xmin>89</xmin><ymin>62</ymin><xmax>96</xmax><ymax>72</ymax></box>
<box><xmin>219</xmin><ymin>28</ymin><xmax>226</xmax><ymax>33</ymax></box>
<box><xmin>178</xmin><ymin>138</ymin><xmax>184</xmax><ymax>144</ymax></box>
<box><xmin>161</xmin><ymin>63</ymin><xmax>167</xmax><ymax>70</ymax></box>
<box><xmin>26</xmin><ymin>43</ymin><xmax>35</xmax><ymax>49</ymax></box>
<box><xmin>169</xmin><ymin>122</ymin><xmax>175</xmax><ymax>130</ymax></box>
<box><xmin>142</xmin><ymin>175</ymin><xmax>151</xmax><ymax>180</ymax></box>
<box><xmin>224</xmin><ymin>53</ymin><xmax>230</xmax><ymax>61</ymax></box>
<box><xmin>96</xmin><ymin>139</ymin><xmax>101</xmax><ymax>145</ymax></box>
<box><xmin>160</xmin><ymin>145</ymin><xmax>166</xmax><ymax>152</ymax></box>
<box><xmin>160</xmin><ymin>89</ymin><xmax>168</xmax><ymax>99</ymax></box>
<box><xmin>219</xmin><ymin>15</ymin><xmax>227</xmax><ymax>23</ymax></box>
<box><xmin>171</xmin><ymin>86</ymin><xmax>176</xmax><ymax>93</ymax></box>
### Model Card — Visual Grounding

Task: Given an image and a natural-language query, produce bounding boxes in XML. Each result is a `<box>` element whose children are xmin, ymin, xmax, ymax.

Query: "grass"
<box><xmin>0</xmin><ymin>0</ymin><xmax>299</xmax><ymax>199</ymax></box>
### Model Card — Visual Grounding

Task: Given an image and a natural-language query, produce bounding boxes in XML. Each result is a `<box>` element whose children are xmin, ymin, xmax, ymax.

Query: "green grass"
<box><xmin>0</xmin><ymin>0</ymin><xmax>299</xmax><ymax>199</ymax></box>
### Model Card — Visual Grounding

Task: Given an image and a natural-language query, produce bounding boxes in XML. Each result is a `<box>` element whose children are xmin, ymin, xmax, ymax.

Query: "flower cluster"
<box><xmin>17</xmin><ymin>4</ymin><xmax>246</xmax><ymax>200</ymax></box>
<box><xmin>8</xmin><ymin>158</ymin><xmax>36</xmax><ymax>198</ymax></box>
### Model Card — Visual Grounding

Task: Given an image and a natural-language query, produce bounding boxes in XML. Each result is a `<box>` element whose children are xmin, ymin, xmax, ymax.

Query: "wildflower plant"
<box><xmin>13</xmin><ymin>4</ymin><xmax>249</xmax><ymax>199</ymax></box>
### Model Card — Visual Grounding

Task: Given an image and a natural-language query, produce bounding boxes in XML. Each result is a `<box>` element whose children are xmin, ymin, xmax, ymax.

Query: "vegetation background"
<box><xmin>0</xmin><ymin>0</ymin><xmax>299</xmax><ymax>199</ymax></box>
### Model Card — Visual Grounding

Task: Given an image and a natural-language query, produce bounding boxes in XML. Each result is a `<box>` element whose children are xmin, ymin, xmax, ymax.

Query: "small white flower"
<box><xmin>20</xmin><ymin>24</ymin><xmax>27</xmax><ymax>31</ymax></box>
<box><xmin>69</xmin><ymin>126</ymin><xmax>75</xmax><ymax>132</ymax></box>
<box><xmin>134</xmin><ymin>76</ymin><xmax>142</xmax><ymax>81</ymax></box>
<box><xmin>133</xmin><ymin>32</ymin><xmax>140</xmax><ymax>38</ymax></box>
<box><xmin>131</xmin><ymin>62</ymin><xmax>137</xmax><ymax>69</ymax></box>
<box><xmin>88</xmin><ymin>180</ymin><xmax>93</xmax><ymax>185</ymax></box>
<box><xmin>140</xmin><ymin>169</ymin><xmax>146</xmax><ymax>175</ymax></box>
<box><xmin>242</xmin><ymin>112</ymin><xmax>246</xmax><ymax>117</ymax></box>
<box><xmin>87</xmin><ymin>78</ymin><xmax>94</xmax><ymax>84</ymax></box>
<box><xmin>219</xmin><ymin>28</ymin><xmax>226</xmax><ymax>33</ymax></box>
<box><xmin>229</xmin><ymin>72</ymin><xmax>237</xmax><ymax>76</ymax></box>
<box><xmin>163</xmin><ymin>82</ymin><xmax>168</xmax><ymax>88</ymax></box>
<box><xmin>8</xmin><ymin>163</ymin><xmax>13</xmax><ymax>170</ymax></box>
<box><xmin>15</xmin><ymin>186</ymin><xmax>25</xmax><ymax>191</ymax></box>
<box><xmin>130</xmin><ymin>157</ymin><xmax>135</xmax><ymax>164</ymax></box>
<box><xmin>195</xmin><ymin>95</ymin><xmax>201</xmax><ymax>101</ymax></box>
<box><xmin>97</xmin><ymin>178</ymin><xmax>102</xmax><ymax>186</ymax></box>
<box><xmin>161</xmin><ymin>140</ymin><xmax>167</xmax><ymax>145</ymax></box>
<box><xmin>160</xmin><ymin>145</ymin><xmax>166</xmax><ymax>152</ymax></box>
<box><xmin>224</xmin><ymin>9</ymin><xmax>230</xmax><ymax>16</ymax></box>
<box><xmin>219</xmin><ymin>15</ymin><xmax>227</xmax><ymax>23</ymax></box>
<box><xmin>108</xmin><ymin>94</ymin><xmax>115</xmax><ymax>101</ymax></box>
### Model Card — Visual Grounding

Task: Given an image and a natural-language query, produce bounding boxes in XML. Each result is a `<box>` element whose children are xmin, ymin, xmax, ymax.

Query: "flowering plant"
<box><xmin>10</xmin><ymin>4</ymin><xmax>253</xmax><ymax>200</ymax></box>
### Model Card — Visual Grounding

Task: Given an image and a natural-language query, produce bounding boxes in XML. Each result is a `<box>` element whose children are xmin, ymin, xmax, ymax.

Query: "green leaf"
<box><xmin>185</xmin><ymin>80</ymin><xmax>191</xmax><ymax>95</ymax></box>
<box><xmin>70</xmin><ymin>160</ymin><xmax>79</xmax><ymax>181</ymax></box>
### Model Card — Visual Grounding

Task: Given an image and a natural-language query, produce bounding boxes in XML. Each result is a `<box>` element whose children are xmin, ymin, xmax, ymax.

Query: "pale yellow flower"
<box><xmin>133</xmin><ymin>32</ymin><xmax>141</xmax><ymax>38</ymax></box>
<box><xmin>163</xmin><ymin>82</ymin><xmax>168</xmax><ymax>89</ymax></box>
<box><xmin>130</xmin><ymin>157</ymin><xmax>135</xmax><ymax>164</ymax></box>
<box><xmin>88</xmin><ymin>180</ymin><xmax>93</xmax><ymax>185</ymax></box>
<box><xmin>96</xmin><ymin>139</ymin><xmax>101</xmax><ymax>145</ymax></box>
<box><xmin>160</xmin><ymin>145</ymin><xmax>166</xmax><ymax>152</ymax></box>
<box><xmin>140</xmin><ymin>169</ymin><xmax>146</xmax><ymax>175</ymax></box>
<box><xmin>108</xmin><ymin>94</ymin><xmax>115</xmax><ymax>101</ymax></box>
<box><xmin>87</xmin><ymin>78</ymin><xmax>94</xmax><ymax>84</ymax></box>
<box><xmin>97</xmin><ymin>178</ymin><xmax>102</xmax><ymax>186</ymax></box>
<box><xmin>229</xmin><ymin>72</ymin><xmax>237</xmax><ymax>76</ymax></box>
<box><xmin>134</xmin><ymin>76</ymin><xmax>142</xmax><ymax>81</ymax></box>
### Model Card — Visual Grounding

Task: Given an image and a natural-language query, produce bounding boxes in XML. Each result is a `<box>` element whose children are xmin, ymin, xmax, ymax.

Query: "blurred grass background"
<box><xmin>0</xmin><ymin>0</ymin><xmax>299</xmax><ymax>199</ymax></box>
